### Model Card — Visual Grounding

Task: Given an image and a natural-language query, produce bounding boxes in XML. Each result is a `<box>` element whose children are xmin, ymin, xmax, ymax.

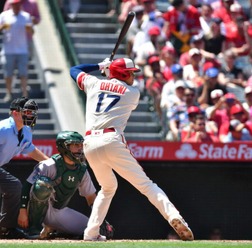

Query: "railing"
<box><xmin>45</xmin><ymin>0</ymin><xmax>79</xmax><ymax>67</ymax></box>
<box><xmin>45</xmin><ymin>0</ymin><xmax>86</xmax><ymax>107</ymax></box>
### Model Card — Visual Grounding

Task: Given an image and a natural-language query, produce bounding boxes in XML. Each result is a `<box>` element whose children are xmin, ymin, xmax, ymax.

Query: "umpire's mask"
<box><xmin>21</xmin><ymin>99</ymin><xmax>38</xmax><ymax>128</ymax></box>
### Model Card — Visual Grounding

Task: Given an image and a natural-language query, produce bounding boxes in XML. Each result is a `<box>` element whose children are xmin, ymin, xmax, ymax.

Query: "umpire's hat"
<box><xmin>10</xmin><ymin>97</ymin><xmax>29</xmax><ymax>111</ymax></box>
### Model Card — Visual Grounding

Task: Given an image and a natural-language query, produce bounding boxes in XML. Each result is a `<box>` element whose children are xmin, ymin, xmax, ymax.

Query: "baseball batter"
<box><xmin>17</xmin><ymin>131</ymin><xmax>114</xmax><ymax>239</ymax></box>
<box><xmin>70</xmin><ymin>58</ymin><xmax>194</xmax><ymax>241</ymax></box>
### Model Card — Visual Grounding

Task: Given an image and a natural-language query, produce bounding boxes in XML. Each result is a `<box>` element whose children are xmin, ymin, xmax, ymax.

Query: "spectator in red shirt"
<box><xmin>162</xmin><ymin>0</ymin><xmax>201</xmax><ymax>55</ymax></box>
<box><xmin>219</xmin><ymin>103</ymin><xmax>250</xmax><ymax>142</ymax></box>
<box><xmin>206</xmin><ymin>91</ymin><xmax>251</xmax><ymax>136</ymax></box>
<box><xmin>185</xmin><ymin>114</ymin><xmax>220</xmax><ymax>142</ymax></box>
<box><xmin>205</xmin><ymin>89</ymin><xmax>230</xmax><ymax>129</ymax></box>
<box><xmin>220</xmin><ymin>119</ymin><xmax>252</xmax><ymax>142</ymax></box>
<box><xmin>163</xmin><ymin>0</ymin><xmax>201</xmax><ymax>37</ymax></box>
<box><xmin>182</xmin><ymin>105</ymin><xmax>218</xmax><ymax>140</ymax></box>
<box><xmin>179</xmin><ymin>32</ymin><xmax>216</xmax><ymax>66</ymax></box>
<box><xmin>225</xmin><ymin>17</ymin><xmax>250</xmax><ymax>56</ymax></box>
<box><xmin>181</xmin><ymin>106</ymin><xmax>202</xmax><ymax>141</ymax></box>
<box><xmin>214</xmin><ymin>2</ymin><xmax>251</xmax><ymax>56</ymax></box>
<box><xmin>159</xmin><ymin>45</ymin><xmax>176</xmax><ymax>82</ymax></box>
<box><xmin>212</xmin><ymin>0</ymin><xmax>234</xmax><ymax>24</ymax></box>
<box><xmin>224</xmin><ymin>93</ymin><xmax>248</xmax><ymax>121</ymax></box>
<box><xmin>145</xmin><ymin>54</ymin><xmax>167</xmax><ymax>119</ymax></box>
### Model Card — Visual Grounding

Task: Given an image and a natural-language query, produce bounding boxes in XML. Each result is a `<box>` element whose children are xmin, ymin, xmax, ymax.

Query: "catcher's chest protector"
<box><xmin>51</xmin><ymin>154</ymin><xmax>86</xmax><ymax>209</ymax></box>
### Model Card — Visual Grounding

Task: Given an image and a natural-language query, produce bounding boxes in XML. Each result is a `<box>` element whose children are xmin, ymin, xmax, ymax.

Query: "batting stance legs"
<box><xmin>84</xmin><ymin>132</ymin><xmax>194</xmax><ymax>241</ymax></box>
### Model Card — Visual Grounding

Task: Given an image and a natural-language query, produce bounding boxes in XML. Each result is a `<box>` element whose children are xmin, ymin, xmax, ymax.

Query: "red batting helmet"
<box><xmin>109</xmin><ymin>58</ymin><xmax>140</xmax><ymax>81</ymax></box>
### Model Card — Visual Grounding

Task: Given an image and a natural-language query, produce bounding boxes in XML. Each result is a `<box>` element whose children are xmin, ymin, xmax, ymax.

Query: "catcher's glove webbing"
<box><xmin>100</xmin><ymin>220</ymin><xmax>115</xmax><ymax>239</ymax></box>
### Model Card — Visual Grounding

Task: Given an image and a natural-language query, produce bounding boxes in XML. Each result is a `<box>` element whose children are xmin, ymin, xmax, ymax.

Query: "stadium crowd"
<box><xmin>1</xmin><ymin>0</ymin><xmax>252</xmax><ymax>143</ymax></box>
<box><xmin>120</xmin><ymin>0</ymin><xmax>252</xmax><ymax>143</ymax></box>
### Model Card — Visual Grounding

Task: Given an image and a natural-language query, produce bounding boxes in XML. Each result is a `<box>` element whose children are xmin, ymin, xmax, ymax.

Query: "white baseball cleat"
<box><xmin>169</xmin><ymin>217</ymin><xmax>194</xmax><ymax>241</ymax></box>
<box><xmin>84</xmin><ymin>234</ymin><xmax>107</xmax><ymax>241</ymax></box>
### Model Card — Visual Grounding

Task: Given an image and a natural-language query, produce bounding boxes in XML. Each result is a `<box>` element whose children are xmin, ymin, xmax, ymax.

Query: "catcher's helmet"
<box><xmin>10</xmin><ymin>97</ymin><xmax>38</xmax><ymax>127</ymax></box>
<box><xmin>109</xmin><ymin>58</ymin><xmax>140</xmax><ymax>81</ymax></box>
<box><xmin>56</xmin><ymin>131</ymin><xmax>84</xmax><ymax>163</ymax></box>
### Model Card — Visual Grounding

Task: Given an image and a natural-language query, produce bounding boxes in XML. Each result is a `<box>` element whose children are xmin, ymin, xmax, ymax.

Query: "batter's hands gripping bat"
<box><xmin>101</xmin><ymin>11</ymin><xmax>135</xmax><ymax>76</ymax></box>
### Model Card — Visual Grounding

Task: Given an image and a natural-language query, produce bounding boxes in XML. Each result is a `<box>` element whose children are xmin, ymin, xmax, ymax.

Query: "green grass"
<box><xmin>1</xmin><ymin>240</ymin><xmax>252</xmax><ymax>248</ymax></box>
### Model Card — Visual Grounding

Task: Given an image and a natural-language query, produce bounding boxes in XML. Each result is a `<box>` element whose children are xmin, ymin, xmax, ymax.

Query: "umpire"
<box><xmin>0</xmin><ymin>97</ymin><xmax>49</xmax><ymax>239</ymax></box>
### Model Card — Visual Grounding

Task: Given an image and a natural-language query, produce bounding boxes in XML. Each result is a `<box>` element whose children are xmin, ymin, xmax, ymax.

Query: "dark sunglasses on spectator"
<box><xmin>226</xmin><ymin>98</ymin><xmax>235</xmax><ymax>104</ymax></box>
<box><xmin>233</xmin><ymin>112</ymin><xmax>243</xmax><ymax>115</ymax></box>
<box><xmin>197</xmin><ymin>122</ymin><xmax>206</xmax><ymax>126</ymax></box>
<box><xmin>188</xmin><ymin>113</ymin><xmax>198</xmax><ymax>117</ymax></box>
<box><xmin>185</xmin><ymin>93</ymin><xmax>195</xmax><ymax>97</ymax></box>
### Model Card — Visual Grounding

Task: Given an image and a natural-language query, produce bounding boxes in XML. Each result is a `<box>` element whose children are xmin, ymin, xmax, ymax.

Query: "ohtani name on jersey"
<box><xmin>100</xmin><ymin>82</ymin><xmax>126</xmax><ymax>94</ymax></box>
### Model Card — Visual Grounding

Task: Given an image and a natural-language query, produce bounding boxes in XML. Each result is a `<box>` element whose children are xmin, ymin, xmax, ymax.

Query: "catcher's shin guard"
<box><xmin>28</xmin><ymin>176</ymin><xmax>54</xmax><ymax>235</ymax></box>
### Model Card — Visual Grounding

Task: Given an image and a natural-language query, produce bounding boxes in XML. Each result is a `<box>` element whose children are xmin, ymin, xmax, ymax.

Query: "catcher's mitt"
<box><xmin>100</xmin><ymin>220</ymin><xmax>115</xmax><ymax>239</ymax></box>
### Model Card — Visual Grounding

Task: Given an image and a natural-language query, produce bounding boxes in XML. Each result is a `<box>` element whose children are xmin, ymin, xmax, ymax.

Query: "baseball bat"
<box><xmin>110</xmin><ymin>11</ymin><xmax>135</xmax><ymax>61</ymax></box>
<box><xmin>101</xmin><ymin>11</ymin><xmax>135</xmax><ymax>76</ymax></box>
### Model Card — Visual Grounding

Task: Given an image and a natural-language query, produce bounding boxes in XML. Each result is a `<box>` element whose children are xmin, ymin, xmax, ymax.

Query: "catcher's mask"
<box><xmin>10</xmin><ymin>97</ymin><xmax>38</xmax><ymax>127</ymax></box>
<box><xmin>109</xmin><ymin>58</ymin><xmax>140</xmax><ymax>81</ymax></box>
<box><xmin>56</xmin><ymin>131</ymin><xmax>84</xmax><ymax>163</ymax></box>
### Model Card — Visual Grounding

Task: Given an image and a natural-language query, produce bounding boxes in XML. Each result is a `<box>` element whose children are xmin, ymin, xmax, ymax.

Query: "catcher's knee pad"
<box><xmin>28</xmin><ymin>176</ymin><xmax>54</xmax><ymax>233</ymax></box>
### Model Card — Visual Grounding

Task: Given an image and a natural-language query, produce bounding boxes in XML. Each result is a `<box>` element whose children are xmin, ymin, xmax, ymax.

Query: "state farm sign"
<box><xmin>127</xmin><ymin>141</ymin><xmax>252</xmax><ymax>161</ymax></box>
<box><xmin>198</xmin><ymin>144</ymin><xmax>252</xmax><ymax>159</ymax></box>
<box><xmin>128</xmin><ymin>143</ymin><xmax>164</xmax><ymax>159</ymax></box>
<box><xmin>175</xmin><ymin>143</ymin><xmax>252</xmax><ymax>160</ymax></box>
<box><xmin>13</xmin><ymin>140</ymin><xmax>252</xmax><ymax>161</ymax></box>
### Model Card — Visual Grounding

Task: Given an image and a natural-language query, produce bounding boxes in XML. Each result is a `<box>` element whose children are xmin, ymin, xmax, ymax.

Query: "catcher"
<box><xmin>17</xmin><ymin>131</ymin><xmax>114</xmax><ymax>239</ymax></box>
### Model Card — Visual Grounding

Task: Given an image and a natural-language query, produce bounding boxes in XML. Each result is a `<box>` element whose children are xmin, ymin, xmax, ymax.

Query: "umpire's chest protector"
<box><xmin>51</xmin><ymin>154</ymin><xmax>86</xmax><ymax>209</ymax></box>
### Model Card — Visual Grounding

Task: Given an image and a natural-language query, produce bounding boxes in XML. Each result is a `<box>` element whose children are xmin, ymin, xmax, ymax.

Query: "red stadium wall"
<box><xmin>8</xmin><ymin>140</ymin><xmax>252</xmax><ymax>240</ymax></box>
<box><xmin>13</xmin><ymin>140</ymin><xmax>252</xmax><ymax>162</ymax></box>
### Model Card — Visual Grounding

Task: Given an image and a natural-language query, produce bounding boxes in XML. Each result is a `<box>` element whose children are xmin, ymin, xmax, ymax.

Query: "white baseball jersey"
<box><xmin>76</xmin><ymin>72</ymin><xmax>140</xmax><ymax>134</ymax></box>
<box><xmin>72</xmin><ymin>65</ymin><xmax>193</xmax><ymax>240</ymax></box>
